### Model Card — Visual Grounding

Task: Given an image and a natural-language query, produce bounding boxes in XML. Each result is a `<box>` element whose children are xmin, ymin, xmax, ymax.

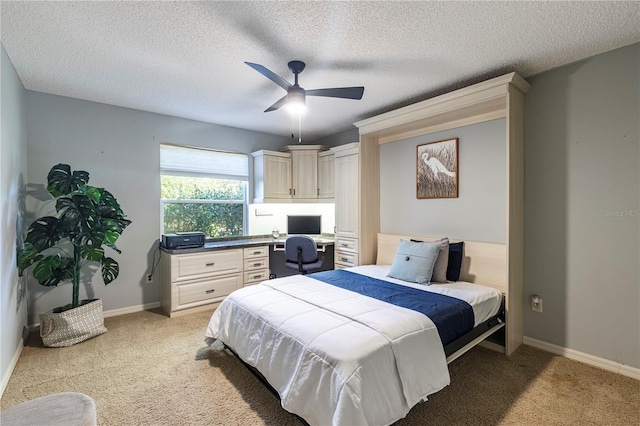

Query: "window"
<box><xmin>160</xmin><ymin>144</ymin><xmax>248</xmax><ymax>238</ymax></box>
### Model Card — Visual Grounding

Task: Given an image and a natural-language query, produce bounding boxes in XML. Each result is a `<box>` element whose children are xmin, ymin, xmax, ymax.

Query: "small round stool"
<box><xmin>1</xmin><ymin>392</ymin><xmax>96</xmax><ymax>426</ymax></box>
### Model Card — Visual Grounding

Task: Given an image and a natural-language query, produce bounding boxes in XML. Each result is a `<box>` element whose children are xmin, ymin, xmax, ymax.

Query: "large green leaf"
<box><xmin>83</xmin><ymin>185</ymin><xmax>101</xmax><ymax>203</ymax></box>
<box><xmin>56</xmin><ymin>195</ymin><xmax>103</xmax><ymax>245</ymax></box>
<box><xmin>24</xmin><ymin>216</ymin><xmax>61</xmax><ymax>251</ymax></box>
<box><xmin>47</xmin><ymin>164</ymin><xmax>90</xmax><ymax>197</ymax></box>
<box><xmin>17</xmin><ymin>243</ymin><xmax>44</xmax><ymax>275</ymax></box>
<box><xmin>96</xmin><ymin>189</ymin><xmax>131</xmax><ymax>234</ymax></box>
<box><xmin>80</xmin><ymin>246</ymin><xmax>105</xmax><ymax>262</ymax></box>
<box><xmin>101</xmin><ymin>257</ymin><xmax>119</xmax><ymax>284</ymax></box>
<box><xmin>32</xmin><ymin>254</ymin><xmax>74</xmax><ymax>287</ymax></box>
<box><xmin>103</xmin><ymin>230</ymin><xmax>120</xmax><ymax>246</ymax></box>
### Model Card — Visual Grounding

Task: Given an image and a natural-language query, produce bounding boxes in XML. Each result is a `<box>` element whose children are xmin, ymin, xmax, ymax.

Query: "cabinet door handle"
<box><xmin>293</xmin><ymin>189</ymin><xmax>296</xmax><ymax>196</ymax></box>
<box><xmin>341</xmin><ymin>257</ymin><xmax>349</xmax><ymax>262</ymax></box>
<box><xmin>289</xmin><ymin>188</ymin><xmax>292</xmax><ymax>195</ymax></box>
<box><xmin>317</xmin><ymin>188</ymin><xmax>320</xmax><ymax>196</ymax></box>
<box><xmin>253</xmin><ymin>263</ymin><xmax>262</xmax><ymax>267</ymax></box>
<box><xmin>253</xmin><ymin>275</ymin><xmax>262</xmax><ymax>279</ymax></box>
<box><xmin>253</xmin><ymin>251</ymin><xmax>261</xmax><ymax>255</ymax></box>
<box><xmin>341</xmin><ymin>243</ymin><xmax>348</xmax><ymax>247</ymax></box>
<box><xmin>205</xmin><ymin>289</ymin><xmax>215</xmax><ymax>294</ymax></box>
<box><xmin>205</xmin><ymin>262</ymin><xmax>215</xmax><ymax>267</ymax></box>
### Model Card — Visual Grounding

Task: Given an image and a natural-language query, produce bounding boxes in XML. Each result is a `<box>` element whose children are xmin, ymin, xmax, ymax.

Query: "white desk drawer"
<box><xmin>244</xmin><ymin>246</ymin><xmax>269</xmax><ymax>259</ymax></box>
<box><xmin>244</xmin><ymin>258</ymin><xmax>269</xmax><ymax>271</ymax></box>
<box><xmin>244</xmin><ymin>269</ymin><xmax>269</xmax><ymax>285</ymax></box>
<box><xmin>335</xmin><ymin>251</ymin><xmax>358</xmax><ymax>267</ymax></box>
<box><xmin>335</xmin><ymin>236</ymin><xmax>358</xmax><ymax>253</ymax></box>
<box><xmin>175</xmin><ymin>250</ymin><xmax>243</xmax><ymax>281</ymax></box>
<box><xmin>177</xmin><ymin>274</ymin><xmax>241</xmax><ymax>306</ymax></box>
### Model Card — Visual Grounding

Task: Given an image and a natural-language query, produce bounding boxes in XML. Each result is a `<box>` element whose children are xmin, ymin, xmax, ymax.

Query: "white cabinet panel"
<box><xmin>252</xmin><ymin>150</ymin><xmax>292</xmax><ymax>203</ymax></box>
<box><xmin>334</xmin><ymin>152</ymin><xmax>359</xmax><ymax>238</ymax></box>
<box><xmin>291</xmin><ymin>150</ymin><xmax>318</xmax><ymax>199</ymax></box>
<box><xmin>318</xmin><ymin>151</ymin><xmax>335</xmax><ymax>199</ymax></box>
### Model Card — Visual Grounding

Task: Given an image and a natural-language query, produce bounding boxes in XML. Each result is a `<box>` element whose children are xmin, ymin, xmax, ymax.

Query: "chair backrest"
<box><xmin>284</xmin><ymin>236</ymin><xmax>318</xmax><ymax>264</ymax></box>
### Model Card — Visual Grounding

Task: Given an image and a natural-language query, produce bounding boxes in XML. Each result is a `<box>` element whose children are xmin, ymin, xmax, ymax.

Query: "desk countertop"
<box><xmin>160</xmin><ymin>235</ymin><xmax>335</xmax><ymax>255</ymax></box>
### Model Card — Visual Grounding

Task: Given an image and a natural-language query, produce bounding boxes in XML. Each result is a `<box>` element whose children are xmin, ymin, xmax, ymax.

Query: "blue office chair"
<box><xmin>284</xmin><ymin>235</ymin><xmax>323</xmax><ymax>274</ymax></box>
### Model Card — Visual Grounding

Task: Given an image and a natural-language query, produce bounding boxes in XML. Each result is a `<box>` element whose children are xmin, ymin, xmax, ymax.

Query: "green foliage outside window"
<box><xmin>161</xmin><ymin>175</ymin><xmax>245</xmax><ymax>238</ymax></box>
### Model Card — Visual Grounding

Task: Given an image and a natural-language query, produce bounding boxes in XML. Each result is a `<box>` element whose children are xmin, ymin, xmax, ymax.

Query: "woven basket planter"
<box><xmin>39</xmin><ymin>299</ymin><xmax>107</xmax><ymax>347</ymax></box>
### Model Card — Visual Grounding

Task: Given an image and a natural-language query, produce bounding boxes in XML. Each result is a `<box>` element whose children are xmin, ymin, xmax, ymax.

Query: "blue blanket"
<box><xmin>309</xmin><ymin>269</ymin><xmax>474</xmax><ymax>346</ymax></box>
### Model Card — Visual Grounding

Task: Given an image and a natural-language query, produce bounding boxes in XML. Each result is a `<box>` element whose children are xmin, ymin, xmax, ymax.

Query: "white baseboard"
<box><xmin>28</xmin><ymin>302</ymin><xmax>162</xmax><ymax>331</ymax></box>
<box><xmin>523</xmin><ymin>336</ymin><xmax>639</xmax><ymax>380</ymax></box>
<box><xmin>1</xmin><ymin>338</ymin><xmax>24</xmax><ymax>398</ymax></box>
<box><xmin>102</xmin><ymin>302</ymin><xmax>161</xmax><ymax>318</ymax></box>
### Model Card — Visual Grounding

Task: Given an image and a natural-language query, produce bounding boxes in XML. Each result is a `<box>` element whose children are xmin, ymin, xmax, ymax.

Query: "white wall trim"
<box><xmin>28</xmin><ymin>302</ymin><xmax>162</xmax><ymax>330</ymax></box>
<box><xmin>102</xmin><ymin>302</ymin><xmax>161</xmax><ymax>319</ymax></box>
<box><xmin>1</xmin><ymin>339</ymin><xmax>24</xmax><ymax>398</ymax></box>
<box><xmin>524</xmin><ymin>336</ymin><xmax>639</xmax><ymax>380</ymax></box>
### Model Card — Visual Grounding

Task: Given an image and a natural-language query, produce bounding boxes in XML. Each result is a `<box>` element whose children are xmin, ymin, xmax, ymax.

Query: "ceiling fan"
<box><xmin>245</xmin><ymin>60</ymin><xmax>365</xmax><ymax>113</ymax></box>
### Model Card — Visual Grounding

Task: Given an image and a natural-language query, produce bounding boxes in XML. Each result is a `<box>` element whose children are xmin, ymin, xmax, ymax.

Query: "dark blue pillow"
<box><xmin>446</xmin><ymin>241</ymin><xmax>464</xmax><ymax>281</ymax></box>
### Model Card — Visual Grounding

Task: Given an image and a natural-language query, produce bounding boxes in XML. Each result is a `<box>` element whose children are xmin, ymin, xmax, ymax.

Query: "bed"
<box><xmin>205</xmin><ymin>234</ymin><xmax>505</xmax><ymax>425</ymax></box>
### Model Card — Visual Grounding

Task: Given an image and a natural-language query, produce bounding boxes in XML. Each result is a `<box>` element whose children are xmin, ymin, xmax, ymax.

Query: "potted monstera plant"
<box><xmin>18</xmin><ymin>164</ymin><xmax>131</xmax><ymax>347</ymax></box>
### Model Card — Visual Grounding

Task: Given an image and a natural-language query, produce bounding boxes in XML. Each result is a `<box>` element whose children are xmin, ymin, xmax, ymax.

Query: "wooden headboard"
<box><xmin>376</xmin><ymin>233</ymin><xmax>507</xmax><ymax>294</ymax></box>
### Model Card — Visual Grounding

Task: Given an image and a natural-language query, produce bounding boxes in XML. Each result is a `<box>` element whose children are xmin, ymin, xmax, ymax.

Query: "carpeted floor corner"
<box><xmin>2</xmin><ymin>309</ymin><xmax>638</xmax><ymax>425</ymax></box>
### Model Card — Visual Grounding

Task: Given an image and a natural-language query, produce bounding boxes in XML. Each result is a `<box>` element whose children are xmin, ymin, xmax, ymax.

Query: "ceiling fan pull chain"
<box><xmin>298</xmin><ymin>115</ymin><xmax>302</xmax><ymax>143</ymax></box>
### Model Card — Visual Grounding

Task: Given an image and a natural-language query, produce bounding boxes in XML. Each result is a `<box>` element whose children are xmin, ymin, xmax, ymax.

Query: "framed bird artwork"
<box><xmin>416</xmin><ymin>138</ymin><xmax>459</xmax><ymax>199</ymax></box>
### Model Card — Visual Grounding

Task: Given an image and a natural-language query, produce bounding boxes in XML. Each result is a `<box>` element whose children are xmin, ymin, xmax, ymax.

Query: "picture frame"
<box><xmin>416</xmin><ymin>138</ymin><xmax>459</xmax><ymax>199</ymax></box>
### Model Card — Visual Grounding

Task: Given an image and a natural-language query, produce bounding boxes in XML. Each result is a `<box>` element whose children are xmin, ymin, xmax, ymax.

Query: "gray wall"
<box><xmin>524</xmin><ymin>44</ymin><xmax>639</xmax><ymax>368</ymax></box>
<box><xmin>314</xmin><ymin>127</ymin><xmax>359</xmax><ymax>147</ymax></box>
<box><xmin>380</xmin><ymin>119</ymin><xmax>506</xmax><ymax>243</ymax></box>
<box><xmin>25</xmin><ymin>92</ymin><xmax>291</xmax><ymax>325</ymax></box>
<box><xmin>1</xmin><ymin>45</ymin><xmax>28</xmax><ymax>393</ymax></box>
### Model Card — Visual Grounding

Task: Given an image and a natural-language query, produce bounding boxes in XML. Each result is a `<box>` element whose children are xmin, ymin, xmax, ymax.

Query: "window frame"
<box><xmin>160</xmin><ymin>145</ymin><xmax>249</xmax><ymax>238</ymax></box>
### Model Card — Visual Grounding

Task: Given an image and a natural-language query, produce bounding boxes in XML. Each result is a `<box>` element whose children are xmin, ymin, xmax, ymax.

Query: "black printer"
<box><xmin>161</xmin><ymin>232</ymin><xmax>205</xmax><ymax>249</ymax></box>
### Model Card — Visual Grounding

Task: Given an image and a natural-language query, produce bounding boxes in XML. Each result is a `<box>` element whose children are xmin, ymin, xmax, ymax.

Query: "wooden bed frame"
<box><xmin>377</xmin><ymin>233</ymin><xmax>507</xmax><ymax>362</ymax></box>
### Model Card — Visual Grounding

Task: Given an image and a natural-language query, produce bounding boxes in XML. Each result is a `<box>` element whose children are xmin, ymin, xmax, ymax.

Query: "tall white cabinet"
<box><xmin>331</xmin><ymin>143</ymin><xmax>360</xmax><ymax>268</ymax></box>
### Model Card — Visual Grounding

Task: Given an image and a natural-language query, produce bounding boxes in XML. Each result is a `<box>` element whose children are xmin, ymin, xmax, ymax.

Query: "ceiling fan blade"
<box><xmin>245</xmin><ymin>62</ymin><xmax>292</xmax><ymax>91</ymax></box>
<box><xmin>306</xmin><ymin>87</ymin><xmax>364</xmax><ymax>100</ymax></box>
<box><xmin>264</xmin><ymin>95</ymin><xmax>288</xmax><ymax>112</ymax></box>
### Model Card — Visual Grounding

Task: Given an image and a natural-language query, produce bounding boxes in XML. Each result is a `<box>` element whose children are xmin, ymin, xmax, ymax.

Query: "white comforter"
<box><xmin>205</xmin><ymin>271</ymin><xmax>450</xmax><ymax>426</ymax></box>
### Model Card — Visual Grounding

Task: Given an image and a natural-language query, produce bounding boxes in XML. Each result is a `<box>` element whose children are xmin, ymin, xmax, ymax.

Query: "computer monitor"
<box><xmin>287</xmin><ymin>215</ymin><xmax>321</xmax><ymax>236</ymax></box>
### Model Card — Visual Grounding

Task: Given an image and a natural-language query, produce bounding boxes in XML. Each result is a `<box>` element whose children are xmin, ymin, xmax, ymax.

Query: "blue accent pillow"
<box><xmin>446</xmin><ymin>241</ymin><xmax>464</xmax><ymax>281</ymax></box>
<box><xmin>387</xmin><ymin>239</ymin><xmax>441</xmax><ymax>284</ymax></box>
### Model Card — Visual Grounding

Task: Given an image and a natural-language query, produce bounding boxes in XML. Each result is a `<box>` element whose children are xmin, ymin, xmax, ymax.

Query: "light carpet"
<box><xmin>2</xmin><ymin>309</ymin><xmax>638</xmax><ymax>425</ymax></box>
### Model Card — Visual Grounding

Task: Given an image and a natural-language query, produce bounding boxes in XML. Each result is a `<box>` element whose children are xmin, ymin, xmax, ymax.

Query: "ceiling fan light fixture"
<box><xmin>286</xmin><ymin>88</ymin><xmax>306</xmax><ymax>115</ymax></box>
<box><xmin>245</xmin><ymin>60</ymin><xmax>364</xmax><ymax>115</ymax></box>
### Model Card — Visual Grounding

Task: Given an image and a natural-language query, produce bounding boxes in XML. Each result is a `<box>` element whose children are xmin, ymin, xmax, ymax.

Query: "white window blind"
<box><xmin>160</xmin><ymin>144</ymin><xmax>248</xmax><ymax>180</ymax></box>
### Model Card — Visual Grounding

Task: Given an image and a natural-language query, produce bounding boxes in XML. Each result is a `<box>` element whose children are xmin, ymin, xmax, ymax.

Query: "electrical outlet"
<box><xmin>531</xmin><ymin>297</ymin><xmax>543</xmax><ymax>313</ymax></box>
<box><xmin>146</xmin><ymin>274</ymin><xmax>153</xmax><ymax>283</ymax></box>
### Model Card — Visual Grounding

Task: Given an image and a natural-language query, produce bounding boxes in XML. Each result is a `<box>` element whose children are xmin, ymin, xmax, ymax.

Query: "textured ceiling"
<box><xmin>2</xmin><ymin>1</ymin><xmax>639</xmax><ymax>141</ymax></box>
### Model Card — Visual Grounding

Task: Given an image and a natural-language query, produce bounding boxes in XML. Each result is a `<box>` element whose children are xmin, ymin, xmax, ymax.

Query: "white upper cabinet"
<box><xmin>252</xmin><ymin>145</ymin><xmax>329</xmax><ymax>203</ymax></box>
<box><xmin>252</xmin><ymin>150</ymin><xmax>292</xmax><ymax>203</ymax></box>
<box><xmin>317</xmin><ymin>151</ymin><xmax>335</xmax><ymax>199</ymax></box>
<box><xmin>290</xmin><ymin>149</ymin><xmax>319</xmax><ymax>199</ymax></box>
